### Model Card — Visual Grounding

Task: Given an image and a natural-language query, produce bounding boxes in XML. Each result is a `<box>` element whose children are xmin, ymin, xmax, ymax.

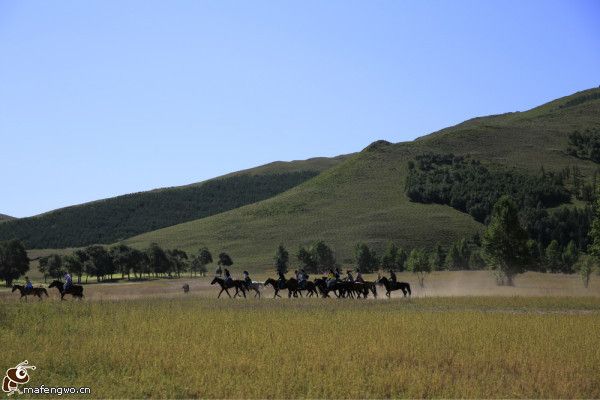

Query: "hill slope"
<box><xmin>0</xmin><ymin>214</ymin><xmax>14</xmax><ymax>223</ymax></box>
<box><xmin>0</xmin><ymin>156</ymin><xmax>348</xmax><ymax>248</ymax></box>
<box><xmin>125</xmin><ymin>88</ymin><xmax>600</xmax><ymax>271</ymax></box>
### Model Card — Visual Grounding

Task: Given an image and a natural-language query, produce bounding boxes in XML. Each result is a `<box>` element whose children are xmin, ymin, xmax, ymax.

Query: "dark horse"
<box><xmin>377</xmin><ymin>276</ymin><xmax>411</xmax><ymax>298</ymax></box>
<box><xmin>294</xmin><ymin>280</ymin><xmax>320</xmax><ymax>298</ymax></box>
<box><xmin>264</xmin><ymin>278</ymin><xmax>299</xmax><ymax>298</ymax></box>
<box><xmin>12</xmin><ymin>285</ymin><xmax>49</xmax><ymax>301</ymax></box>
<box><xmin>210</xmin><ymin>277</ymin><xmax>247</xmax><ymax>298</ymax></box>
<box><xmin>48</xmin><ymin>280</ymin><xmax>84</xmax><ymax>300</ymax></box>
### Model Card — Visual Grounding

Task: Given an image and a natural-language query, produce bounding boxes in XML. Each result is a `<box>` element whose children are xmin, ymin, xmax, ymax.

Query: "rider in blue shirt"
<box><xmin>24</xmin><ymin>276</ymin><xmax>33</xmax><ymax>293</ymax></box>
<box><xmin>63</xmin><ymin>272</ymin><xmax>73</xmax><ymax>294</ymax></box>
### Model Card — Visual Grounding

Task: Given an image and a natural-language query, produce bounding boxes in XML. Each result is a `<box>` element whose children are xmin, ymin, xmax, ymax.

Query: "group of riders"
<box><xmin>20</xmin><ymin>272</ymin><xmax>74</xmax><ymax>296</ymax></box>
<box><xmin>216</xmin><ymin>266</ymin><xmax>399</xmax><ymax>292</ymax></box>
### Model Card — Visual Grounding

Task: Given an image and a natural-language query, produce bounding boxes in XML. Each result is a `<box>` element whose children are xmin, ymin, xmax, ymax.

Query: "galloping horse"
<box><xmin>210</xmin><ymin>277</ymin><xmax>247</xmax><ymax>298</ymax></box>
<box><xmin>294</xmin><ymin>280</ymin><xmax>319</xmax><ymax>298</ymax></box>
<box><xmin>12</xmin><ymin>285</ymin><xmax>49</xmax><ymax>301</ymax></box>
<box><xmin>48</xmin><ymin>280</ymin><xmax>84</xmax><ymax>300</ymax></box>
<box><xmin>264</xmin><ymin>278</ymin><xmax>298</xmax><ymax>298</ymax></box>
<box><xmin>377</xmin><ymin>276</ymin><xmax>411</xmax><ymax>298</ymax></box>
<box><xmin>245</xmin><ymin>281</ymin><xmax>263</xmax><ymax>298</ymax></box>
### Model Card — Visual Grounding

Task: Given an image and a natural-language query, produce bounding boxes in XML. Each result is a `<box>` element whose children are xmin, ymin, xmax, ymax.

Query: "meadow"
<box><xmin>2</xmin><ymin>272</ymin><xmax>600</xmax><ymax>398</ymax></box>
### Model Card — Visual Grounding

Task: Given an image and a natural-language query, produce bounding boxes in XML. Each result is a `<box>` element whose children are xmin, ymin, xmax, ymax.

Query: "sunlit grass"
<box><xmin>2</xmin><ymin>296</ymin><xmax>600</xmax><ymax>398</ymax></box>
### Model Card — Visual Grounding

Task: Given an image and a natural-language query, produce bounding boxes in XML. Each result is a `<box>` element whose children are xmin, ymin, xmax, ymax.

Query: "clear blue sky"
<box><xmin>1</xmin><ymin>0</ymin><xmax>599</xmax><ymax>218</ymax></box>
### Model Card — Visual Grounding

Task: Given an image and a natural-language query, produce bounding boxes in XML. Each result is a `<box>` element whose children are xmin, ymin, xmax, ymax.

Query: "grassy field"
<box><xmin>124</xmin><ymin>88</ymin><xmax>600</xmax><ymax>271</ymax></box>
<box><xmin>2</xmin><ymin>293</ymin><xmax>600</xmax><ymax>398</ymax></box>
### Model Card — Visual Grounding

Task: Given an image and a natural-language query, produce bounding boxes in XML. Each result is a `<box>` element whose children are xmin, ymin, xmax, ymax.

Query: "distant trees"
<box><xmin>405</xmin><ymin>153</ymin><xmax>570</xmax><ymax>224</ymax></box>
<box><xmin>406</xmin><ymin>248</ymin><xmax>431</xmax><ymax>287</ymax></box>
<box><xmin>354</xmin><ymin>243</ymin><xmax>379</xmax><ymax>273</ymax></box>
<box><xmin>274</xmin><ymin>244</ymin><xmax>289</xmax><ymax>275</ymax></box>
<box><xmin>567</xmin><ymin>128</ymin><xmax>600</xmax><ymax>163</ymax></box>
<box><xmin>381</xmin><ymin>242</ymin><xmax>406</xmax><ymax>271</ymax></box>
<box><xmin>482</xmin><ymin>196</ymin><xmax>529</xmax><ymax>285</ymax></box>
<box><xmin>296</xmin><ymin>241</ymin><xmax>336</xmax><ymax>273</ymax></box>
<box><xmin>576</xmin><ymin>257</ymin><xmax>595</xmax><ymax>288</ymax></box>
<box><xmin>217</xmin><ymin>252</ymin><xmax>233</xmax><ymax>271</ymax></box>
<box><xmin>0</xmin><ymin>239</ymin><xmax>29</xmax><ymax>287</ymax></box>
<box><xmin>190</xmin><ymin>247</ymin><xmax>212</xmax><ymax>277</ymax></box>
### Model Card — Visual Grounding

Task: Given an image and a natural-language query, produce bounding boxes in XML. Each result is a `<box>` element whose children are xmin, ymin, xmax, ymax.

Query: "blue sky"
<box><xmin>1</xmin><ymin>0</ymin><xmax>599</xmax><ymax>218</ymax></box>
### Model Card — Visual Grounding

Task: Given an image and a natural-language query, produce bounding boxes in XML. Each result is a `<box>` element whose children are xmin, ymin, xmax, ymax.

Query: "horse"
<box><xmin>264</xmin><ymin>278</ymin><xmax>299</xmax><ymax>298</ymax></box>
<box><xmin>314</xmin><ymin>278</ymin><xmax>343</xmax><ymax>298</ymax></box>
<box><xmin>245</xmin><ymin>281</ymin><xmax>263</xmax><ymax>298</ymax></box>
<box><xmin>377</xmin><ymin>276</ymin><xmax>411</xmax><ymax>298</ymax></box>
<box><xmin>11</xmin><ymin>285</ymin><xmax>49</xmax><ymax>301</ymax></box>
<box><xmin>210</xmin><ymin>277</ymin><xmax>247</xmax><ymax>298</ymax></box>
<box><xmin>48</xmin><ymin>280</ymin><xmax>84</xmax><ymax>300</ymax></box>
<box><xmin>294</xmin><ymin>280</ymin><xmax>319</xmax><ymax>298</ymax></box>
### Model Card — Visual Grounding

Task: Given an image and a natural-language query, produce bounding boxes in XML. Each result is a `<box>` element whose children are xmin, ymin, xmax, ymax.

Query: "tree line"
<box><xmin>0</xmin><ymin>171</ymin><xmax>318</xmax><ymax>249</ymax></box>
<box><xmin>36</xmin><ymin>244</ymin><xmax>230</xmax><ymax>284</ymax></box>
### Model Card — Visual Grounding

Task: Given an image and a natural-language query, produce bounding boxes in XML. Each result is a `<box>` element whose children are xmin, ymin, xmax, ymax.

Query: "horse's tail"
<box><xmin>42</xmin><ymin>288</ymin><xmax>49</xmax><ymax>297</ymax></box>
<box><xmin>406</xmin><ymin>283</ymin><xmax>411</xmax><ymax>296</ymax></box>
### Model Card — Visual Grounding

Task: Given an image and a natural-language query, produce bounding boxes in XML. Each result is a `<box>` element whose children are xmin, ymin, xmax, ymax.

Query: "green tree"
<box><xmin>0</xmin><ymin>240</ymin><xmax>30</xmax><ymax>287</ymax></box>
<box><xmin>38</xmin><ymin>256</ymin><xmax>49</xmax><ymax>283</ymax></box>
<box><xmin>406</xmin><ymin>248</ymin><xmax>431</xmax><ymax>288</ymax></box>
<box><xmin>430</xmin><ymin>243</ymin><xmax>446</xmax><ymax>271</ymax></box>
<box><xmin>146</xmin><ymin>243</ymin><xmax>171</xmax><ymax>277</ymax></box>
<box><xmin>576</xmin><ymin>257</ymin><xmax>595</xmax><ymax>288</ymax></box>
<box><xmin>457</xmin><ymin>238</ymin><xmax>471</xmax><ymax>269</ymax></box>
<box><xmin>274</xmin><ymin>244</ymin><xmax>289</xmax><ymax>275</ymax></box>
<box><xmin>297</xmin><ymin>246</ymin><xmax>317</xmax><ymax>273</ymax></box>
<box><xmin>396</xmin><ymin>248</ymin><xmax>408</xmax><ymax>272</ymax></box>
<box><xmin>355</xmin><ymin>243</ymin><xmax>378</xmax><ymax>273</ymax></box>
<box><xmin>168</xmin><ymin>249</ymin><xmax>188</xmax><ymax>278</ymax></box>
<box><xmin>63</xmin><ymin>253</ymin><xmax>84</xmax><ymax>283</ymax></box>
<box><xmin>381</xmin><ymin>242</ymin><xmax>399</xmax><ymax>270</ymax></box>
<box><xmin>468</xmin><ymin>250</ymin><xmax>486</xmax><ymax>270</ymax></box>
<box><xmin>190</xmin><ymin>247</ymin><xmax>212</xmax><ymax>277</ymax></box>
<box><xmin>313</xmin><ymin>241</ymin><xmax>336</xmax><ymax>272</ymax></box>
<box><xmin>445</xmin><ymin>242</ymin><xmax>462</xmax><ymax>270</ymax></box>
<box><xmin>217</xmin><ymin>252</ymin><xmax>234</xmax><ymax>270</ymax></box>
<box><xmin>46</xmin><ymin>254</ymin><xmax>64</xmax><ymax>279</ymax></box>
<box><xmin>561</xmin><ymin>240</ymin><xmax>579</xmax><ymax>273</ymax></box>
<box><xmin>482</xmin><ymin>196</ymin><xmax>529</xmax><ymax>286</ymax></box>
<box><xmin>86</xmin><ymin>245</ymin><xmax>114</xmax><ymax>281</ymax></box>
<box><xmin>545</xmin><ymin>240</ymin><xmax>562</xmax><ymax>273</ymax></box>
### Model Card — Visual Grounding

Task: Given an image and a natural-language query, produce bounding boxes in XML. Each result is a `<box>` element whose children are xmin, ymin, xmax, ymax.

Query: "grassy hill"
<box><xmin>124</xmin><ymin>88</ymin><xmax>600</xmax><ymax>271</ymax></box>
<box><xmin>0</xmin><ymin>156</ymin><xmax>348</xmax><ymax>249</ymax></box>
<box><xmin>0</xmin><ymin>214</ymin><xmax>14</xmax><ymax>223</ymax></box>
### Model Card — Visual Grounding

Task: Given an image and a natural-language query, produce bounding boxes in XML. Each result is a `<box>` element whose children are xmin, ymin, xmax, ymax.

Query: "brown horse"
<box><xmin>210</xmin><ymin>277</ymin><xmax>247</xmax><ymax>298</ymax></box>
<box><xmin>264</xmin><ymin>278</ymin><xmax>299</xmax><ymax>298</ymax></box>
<box><xmin>48</xmin><ymin>280</ymin><xmax>84</xmax><ymax>300</ymax></box>
<box><xmin>12</xmin><ymin>285</ymin><xmax>49</xmax><ymax>301</ymax></box>
<box><xmin>377</xmin><ymin>276</ymin><xmax>411</xmax><ymax>298</ymax></box>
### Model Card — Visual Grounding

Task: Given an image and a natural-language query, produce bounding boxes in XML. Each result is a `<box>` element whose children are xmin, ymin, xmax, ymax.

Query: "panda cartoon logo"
<box><xmin>2</xmin><ymin>360</ymin><xmax>36</xmax><ymax>396</ymax></box>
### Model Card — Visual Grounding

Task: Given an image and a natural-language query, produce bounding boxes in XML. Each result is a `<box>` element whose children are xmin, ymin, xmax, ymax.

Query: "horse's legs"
<box><xmin>217</xmin><ymin>288</ymin><xmax>224</xmax><ymax>298</ymax></box>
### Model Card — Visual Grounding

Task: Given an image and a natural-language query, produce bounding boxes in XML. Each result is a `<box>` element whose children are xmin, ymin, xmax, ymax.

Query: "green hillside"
<box><xmin>124</xmin><ymin>88</ymin><xmax>600</xmax><ymax>271</ymax></box>
<box><xmin>0</xmin><ymin>214</ymin><xmax>14</xmax><ymax>223</ymax></box>
<box><xmin>0</xmin><ymin>157</ymin><xmax>347</xmax><ymax>249</ymax></box>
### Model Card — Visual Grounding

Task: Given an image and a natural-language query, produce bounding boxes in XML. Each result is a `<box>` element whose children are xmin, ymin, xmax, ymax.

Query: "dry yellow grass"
<box><xmin>2</xmin><ymin>292</ymin><xmax>600</xmax><ymax>398</ymax></box>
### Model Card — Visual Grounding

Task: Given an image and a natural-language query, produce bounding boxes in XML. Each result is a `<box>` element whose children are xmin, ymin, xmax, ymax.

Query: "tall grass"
<box><xmin>2</xmin><ymin>297</ymin><xmax>600</xmax><ymax>398</ymax></box>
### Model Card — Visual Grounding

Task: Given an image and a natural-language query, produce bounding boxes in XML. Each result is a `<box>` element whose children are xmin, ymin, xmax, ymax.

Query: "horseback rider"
<box><xmin>334</xmin><ymin>267</ymin><xmax>341</xmax><ymax>280</ymax></box>
<box><xmin>224</xmin><ymin>268</ymin><xmax>233</xmax><ymax>285</ymax></box>
<box><xmin>63</xmin><ymin>272</ymin><xmax>73</xmax><ymax>295</ymax></box>
<box><xmin>326</xmin><ymin>269</ymin><xmax>336</xmax><ymax>289</ymax></box>
<box><xmin>298</xmin><ymin>269</ymin><xmax>308</xmax><ymax>289</ymax></box>
<box><xmin>355</xmin><ymin>271</ymin><xmax>365</xmax><ymax>283</ymax></box>
<box><xmin>24</xmin><ymin>276</ymin><xmax>33</xmax><ymax>294</ymax></box>
<box><xmin>346</xmin><ymin>270</ymin><xmax>354</xmax><ymax>282</ymax></box>
<box><xmin>389</xmin><ymin>269</ymin><xmax>397</xmax><ymax>284</ymax></box>
<box><xmin>243</xmin><ymin>270</ymin><xmax>252</xmax><ymax>289</ymax></box>
<box><xmin>277</xmin><ymin>270</ymin><xmax>286</xmax><ymax>289</ymax></box>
